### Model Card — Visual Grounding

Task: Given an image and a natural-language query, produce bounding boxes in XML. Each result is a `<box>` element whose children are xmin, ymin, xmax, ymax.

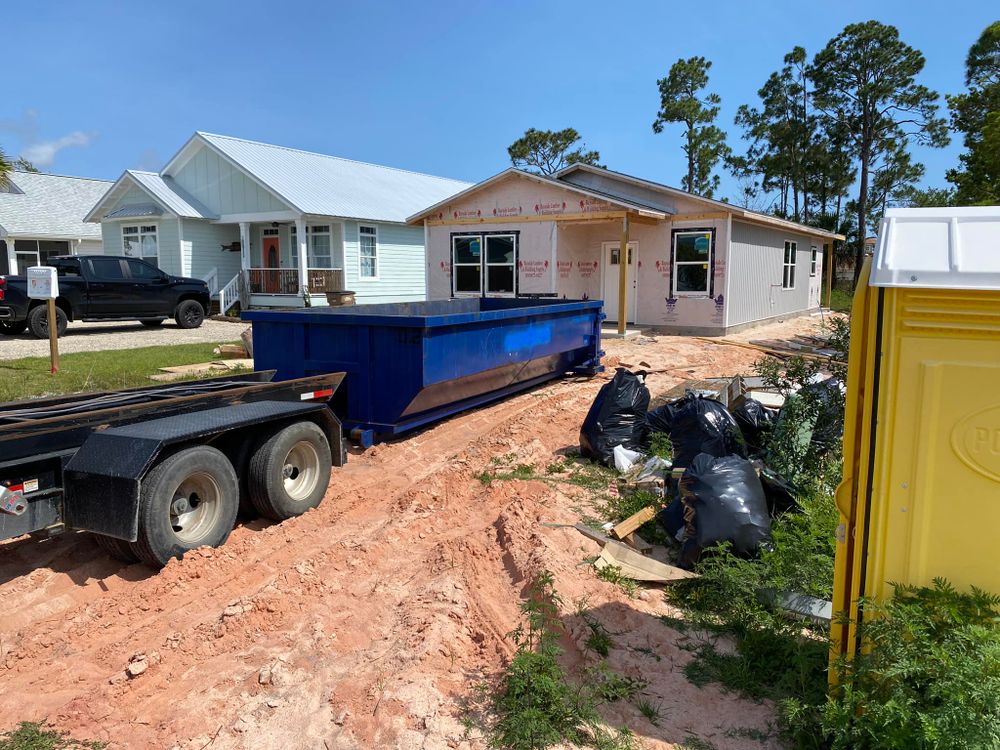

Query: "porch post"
<box><xmin>295</xmin><ymin>217</ymin><xmax>309</xmax><ymax>296</ymax></box>
<box><xmin>238</xmin><ymin>222</ymin><xmax>251</xmax><ymax>272</ymax></box>
<box><xmin>5</xmin><ymin>237</ymin><xmax>16</xmax><ymax>275</ymax></box>
<box><xmin>618</xmin><ymin>214</ymin><xmax>630</xmax><ymax>336</ymax></box>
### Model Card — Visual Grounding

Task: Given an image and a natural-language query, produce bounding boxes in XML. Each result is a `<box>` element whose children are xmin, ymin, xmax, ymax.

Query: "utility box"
<box><xmin>26</xmin><ymin>266</ymin><xmax>59</xmax><ymax>299</ymax></box>
<box><xmin>832</xmin><ymin>207</ymin><xmax>1000</xmax><ymax>669</ymax></box>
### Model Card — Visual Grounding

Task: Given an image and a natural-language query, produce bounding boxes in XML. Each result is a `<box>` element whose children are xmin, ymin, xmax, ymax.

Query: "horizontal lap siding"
<box><xmin>181</xmin><ymin>220</ymin><xmax>241</xmax><ymax>284</ymax></box>
<box><xmin>344</xmin><ymin>222</ymin><xmax>425</xmax><ymax>303</ymax></box>
<box><xmin>101</xmin><ymin>219</ymin><xmax>180</xmax><ymax>276</ymax></box>
<box><xmin>727</xmin><ymin>221</ymin><xmax>815</xmax><ymax>327</ymax></box>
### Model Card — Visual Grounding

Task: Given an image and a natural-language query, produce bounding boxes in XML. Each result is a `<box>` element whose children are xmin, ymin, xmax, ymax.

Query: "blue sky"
<box><xmin>3</xmin><ymin>0</ymin><xmax>995</xmax><ymax>205</ymax></box>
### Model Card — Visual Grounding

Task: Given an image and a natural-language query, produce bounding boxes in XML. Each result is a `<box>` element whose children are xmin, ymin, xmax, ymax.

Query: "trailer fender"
<box><xmin>63</xmin><ymin>400</ymin><xmax>341</xmax><ymax>540</ymax></box>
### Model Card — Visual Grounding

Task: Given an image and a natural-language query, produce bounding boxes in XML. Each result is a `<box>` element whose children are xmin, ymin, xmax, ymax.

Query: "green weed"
<box><xmin>595</xmin><ymin>564</ymin><xmax>639</xmax><ymax>599</ymax></box>
<box><xmin>0</xmin><ymin>723</ymin><xmax>105</xmax><ymax>750</ymax></box>
<box><xmin>634</xmin><ymin>698</ymin><xmax>663</xmax><ymax>726</ymax></box>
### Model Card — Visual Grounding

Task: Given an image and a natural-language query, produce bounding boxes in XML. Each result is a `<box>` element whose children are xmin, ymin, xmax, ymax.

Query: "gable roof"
<box><xmin>84</xmin><ymin>170</ymin><xmax>217</xmax><ymax>222</ymax></box>
<box><xmin>170</xmin><ymin>132</ymin><xmax>474</xmax><ymax>223</ymax></box>
<box><xmin>556</xmin><ymin>163</ymin><xmax>845</xmax><ymax>241</ymax></box>
<box><xmin>0</xmin><ymin>171</ymin><xmax>112</xmax><ymax>240</ymax></box>
<box><xmin>406</xmin><ymin>168</ymin><xmax>669</xmax><ymax>223</ymax></box>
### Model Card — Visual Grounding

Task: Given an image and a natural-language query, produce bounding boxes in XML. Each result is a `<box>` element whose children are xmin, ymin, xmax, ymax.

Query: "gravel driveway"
<box><xmin>0</xmin><ymin>318</ymin><xmax>248</xmax><ymax>360</ymax></box>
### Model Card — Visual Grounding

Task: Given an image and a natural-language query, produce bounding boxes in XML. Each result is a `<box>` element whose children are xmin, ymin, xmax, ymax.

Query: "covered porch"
<box><xmin>218</xmin><ymin>215</ymin><xmax>348</xmax><ymax>313</ymax></box>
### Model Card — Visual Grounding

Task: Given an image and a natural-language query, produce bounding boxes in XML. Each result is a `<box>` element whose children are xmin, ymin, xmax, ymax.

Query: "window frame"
<box><xmin>449</xmin><ymin>231</ymin><xmax>519</xmax><ymax>298</ymax></box>
<box><xmin>122</xmin><ymin>223</ymin><xmax>159</xmax><ymax>266</ymax></box>
<box><xmin>308</xmin><ymin>224</ymin><xmax>333</xmax><ymax>269</ymax></box>
<box><xmin>671</xmin><ymin>229</ymin><xmax>715</xmax><ymax>298</ymax></box>
<box><xmin>810</xmin><ymin>245</ymin><xmax>818</xmax><ymax>277</ymax></box>
<box><xmin>358</xmin><ymin>225</ymin><xmax>379</xmax><ymax>280</ymax></box>
<box><xmin>783</xmin><ymin>240</ymin><xmax>797</xmax><ymax>290</ymax></box>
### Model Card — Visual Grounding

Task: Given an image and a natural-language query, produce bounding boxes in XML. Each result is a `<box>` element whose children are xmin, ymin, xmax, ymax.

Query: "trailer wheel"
<box><xmin>248</xmin><ymin>421</ymin><xmax>332</xmax><ymax>521</ymax></box>
<box><xmin>133</xmin><ymin>445</ymin><xmax>239</xmax><ymax>567</ymax></box>
<box><xmin>93</xmin><ymin>533</ymin><xmax>140</xmax><ymax>563</ymax></box>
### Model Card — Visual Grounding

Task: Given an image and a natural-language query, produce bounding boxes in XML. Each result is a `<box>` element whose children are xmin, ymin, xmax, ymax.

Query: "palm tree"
<box><xmin>0</xmin><ymin>145</ymin><xmax>12</xmax><ymax>189</ymax></box>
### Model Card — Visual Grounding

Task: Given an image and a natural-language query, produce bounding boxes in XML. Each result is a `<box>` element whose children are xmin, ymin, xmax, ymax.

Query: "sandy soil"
<box><xmin>0</xmin><ymin>316</ymin><xmax>827</xmax><ymax>750</ymax></box>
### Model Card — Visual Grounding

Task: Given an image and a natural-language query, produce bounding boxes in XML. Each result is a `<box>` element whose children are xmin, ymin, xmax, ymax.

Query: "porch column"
<box><xmin>5</xmin><ymin>237</ymin><xmax>16</xmax><ymax>275</ymax></box>
<box><xmin>295</xmin><ymin>217</ymin><xmax>309</xmax><ymax>296</ymax></box>
<box><xmin>618</xmin><ymin>215</ymin><xmax>630</xmax><ymax>336</ymax></box>
<box><xmin>238</xmin><ymin>222</ymin><xmax>251</xmax><ymax>272</ymax></box>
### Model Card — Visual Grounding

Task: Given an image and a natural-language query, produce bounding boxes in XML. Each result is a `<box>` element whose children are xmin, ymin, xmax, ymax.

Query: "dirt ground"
<box><xmin>0</xmin><ymin>318</ymin><xmax>245</xmax><ymax>361</ymax></box>
<box><xmin>0</xmin><ymin>315</ymin><xmax>829</xmax><ymax>750</ymax></box>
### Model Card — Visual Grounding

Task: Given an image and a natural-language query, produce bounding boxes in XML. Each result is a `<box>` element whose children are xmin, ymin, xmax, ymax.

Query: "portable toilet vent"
<box><xmin>832</xmin><ymin>206</ymin><xmax>1000</xmax><ymax>671</ymax></box>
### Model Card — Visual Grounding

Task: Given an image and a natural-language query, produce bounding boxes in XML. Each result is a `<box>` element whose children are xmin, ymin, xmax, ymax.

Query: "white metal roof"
<box><xmin>0</xmin><ymin>171</ymin><xmax>111</xmax><ymax>240</ymax></box>
<box><xmin>871</xmin><ymin>206</ymin><xmax>1000</xmax><ymax>291</ymax></box>
<box><xmin>195</xmin><ymin>132</ymin><xmax>473</xmax><ymax>223</ymax></box>
<box><xmin>127</xmin><ymin>171</ymin><xmax>216</xmax><ymax>219</ymax></box>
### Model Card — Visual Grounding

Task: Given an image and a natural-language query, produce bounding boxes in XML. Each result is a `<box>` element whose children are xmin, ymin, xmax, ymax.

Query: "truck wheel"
<box><xmin>0</xmin><ymin>320</ymin><xmax>28</xmax><ymax>335</ymax></box>
<box><xmin>174</xmin><ymin>300</ymin><xmax>205</xmax><ymax>329</ymax></box>
<box><xmin>93</xmin><ymin>533</ymin><xmax>140</xmax><ymax>563</ymax></box>
<box><xmin>132</xmin><ymin>445</ymin><xmax>239</xmax><ymax>567</ymax></box>
<box><xmin>248</xmin><ymin>421</ymin><xmax>332</xmax><ymax>521</ymax></box>
<box><xmin>27</xmin><ymin>305</ymin><xmax>68</xmax><ymax>339</ymax></box>
<box><xmin>140</xmin><ymin>319</ymin><xmax>165</xmax><ymax>328</ymax></box>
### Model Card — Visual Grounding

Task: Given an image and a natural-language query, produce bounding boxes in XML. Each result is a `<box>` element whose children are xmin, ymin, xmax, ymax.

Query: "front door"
<box><xmin>263</xmin><ymin>236</ymin><xmax>280</xmax><ymax>293</ymax></box>
<box><xmin>602</xmin><ymin>241</ymin><xmax>638</xmax><ymax>323</ymax></box>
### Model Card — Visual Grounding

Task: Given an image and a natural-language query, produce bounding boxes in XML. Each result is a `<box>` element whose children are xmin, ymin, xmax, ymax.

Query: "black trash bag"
<box><xmin>733</xmin><ymin>398</ymin><xmax>777</xmax><ymax>455</ymax></box>
<box><xmin>656</xmin><ymin>496</ymin><xmax>686</xmax><ymax>539</ymax></box>
<box><xmin>669</xmin><ymin>394</ymin><xmax>747</xmax><ymax>468</ymax></box>
<box><xmin>677</xmin><ymin>453</ymin><xmax>771</xmax><ymax>568</ymax></box>
<box><xmin>646</xmin><ymin>402</ymin><xmax>677</xmax><ymax>434</ymax></box>
<box><xmin>579</xmin><ymin>368</ymin><xmax>651</xmax><ymax>466</ymax></box>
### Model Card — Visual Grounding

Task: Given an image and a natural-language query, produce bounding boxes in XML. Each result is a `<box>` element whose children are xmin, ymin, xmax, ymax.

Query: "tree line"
<box><xmin>508</xmin><ymin>20</ymin><xmax>1000</xmax><ymax>284</ymax></box>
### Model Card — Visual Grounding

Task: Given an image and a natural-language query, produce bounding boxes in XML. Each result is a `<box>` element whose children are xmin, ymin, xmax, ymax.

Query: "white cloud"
<box><xmin>22</xmin><ymin>131</ymin><xmax>94</xmax><ymax>167</ymax></box>
<box><xmin>0</xmin><ymin>110</ymin><xmax>96</xmax><ymax>168</ymax></box>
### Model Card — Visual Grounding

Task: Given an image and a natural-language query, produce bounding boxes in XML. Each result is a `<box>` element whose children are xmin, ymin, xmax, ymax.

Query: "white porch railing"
<box><xmin>218</xmin><ymin>272</ymin><xmax>245</xmax><ymax>317</ymax></box>
<box><xmin>203</xmin><ymin>267</ymin><xmax>219</xmax><ymax>295</ymax></box>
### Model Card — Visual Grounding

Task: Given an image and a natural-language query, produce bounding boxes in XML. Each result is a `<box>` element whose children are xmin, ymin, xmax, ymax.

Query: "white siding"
<box><xmin>180</xmin><ymin>219</ymin><xmax>241</xmax><ymax>284</ymax></box>
<box><xmin>343</xmin><ymin>221</ymin><xmax>425</xmax><ymax>303</ymax></box>
<box><xmin>101</xmin><ymin>218</ymin><xmax>181</xmax><ymax>276</ymax></box>
<box><xmin>170</xmin><ymin>145</ymin><xmax>290</xmax><ymax>216</ymax></box>
<box><xmin>77</xmin><ymin>240</ymin><xmax>103</xmax><ymax>254</ymax></box>
<box><xmin>727</xmin><ymin>221</ymin><xmax>816</xmax><ymax>327</ymax></box>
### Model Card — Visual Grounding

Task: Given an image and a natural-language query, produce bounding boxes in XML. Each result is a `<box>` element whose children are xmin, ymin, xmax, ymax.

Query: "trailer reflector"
<box><xmin>300</xmin><ymin>388</ymin><xmax>334</xmax><ymax>401</ymax></box>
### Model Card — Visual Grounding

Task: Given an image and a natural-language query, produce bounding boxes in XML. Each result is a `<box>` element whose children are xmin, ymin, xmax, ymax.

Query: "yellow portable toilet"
<box><xmin>832</xmin><ymin>206</ymin><xmax>1000</xmax><ymax>668</ymax></box>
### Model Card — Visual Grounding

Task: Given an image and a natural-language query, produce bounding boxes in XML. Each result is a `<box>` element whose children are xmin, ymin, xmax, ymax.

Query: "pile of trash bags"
<box><xmin>579</xmin><ymin>369</ymin><xmax>845</xmax><ymax>570</ymax></box>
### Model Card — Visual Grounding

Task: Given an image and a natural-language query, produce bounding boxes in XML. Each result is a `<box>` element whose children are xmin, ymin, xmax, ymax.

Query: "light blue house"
<box><xmin>85</xmin><ymin>132</ymin><xmax>471</xmax><ymax>311</ymax></box>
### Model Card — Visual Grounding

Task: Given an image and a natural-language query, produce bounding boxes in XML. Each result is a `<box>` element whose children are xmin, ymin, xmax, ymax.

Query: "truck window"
<box><xmin>88</xmin><ymin>258</ymin><xmax>126</xmax><ymax>280</ymax></box>
<box><xmin>125</xmin><ymin>259</ymin><xmax>160</xmax><ymax>280</ymax></box>
<box><xmin>52</xmin><ymin>259</ymin><xmax>82</xmax><ymax>277</ymax></box>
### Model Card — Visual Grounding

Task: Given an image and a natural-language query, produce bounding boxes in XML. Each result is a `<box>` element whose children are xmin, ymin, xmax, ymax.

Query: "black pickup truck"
<box><xmin>0</xmin><ymin>255</ymin><xmax>212</xmax><ymax>338</ymax></box>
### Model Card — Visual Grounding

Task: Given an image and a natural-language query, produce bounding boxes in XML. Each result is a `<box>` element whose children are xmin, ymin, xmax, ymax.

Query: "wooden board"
<box><xmin>610</xmin><ymin>506</ymin><xmax>657</xmax><ymax>539</ymax></box>
<box><xmin>595</xmin><ymin>541</ymin><xmax>698</xmax><ymax>582</ymax></box>
<box><xmin>622</xmin><ymin>532</ymin><xmax>653</xmax><ymax>555</ymax></box>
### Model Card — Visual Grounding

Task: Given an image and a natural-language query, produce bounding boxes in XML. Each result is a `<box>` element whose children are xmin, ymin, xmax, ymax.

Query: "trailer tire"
<box><xmin>27</xmin><ymin>304</ymin><xmax>68</xmax><ymax>339</ymax></box>
<box><xmin>133</xmin><ymin>445</ymin><xmax>239</xmax><ymax>567</ymax></box>
<box><xmin>248</xmin><ymin>421</ymin><xmax>332</xmax><ymax>521</ymax></box>
<box><xmin>93</xmin><ymin>533</ymin><xmax>140</xmax><ymax>563</ymax></box>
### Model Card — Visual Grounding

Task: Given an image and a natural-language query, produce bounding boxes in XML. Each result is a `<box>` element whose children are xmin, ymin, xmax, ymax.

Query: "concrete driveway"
<box><xmin>0</xmin><ymin>318</ymin><xmax>247</xmax><ymax>361</ymax></box>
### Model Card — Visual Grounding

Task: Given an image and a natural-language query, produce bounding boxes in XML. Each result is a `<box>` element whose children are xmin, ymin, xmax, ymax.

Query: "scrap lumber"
<box><xmin>610</xmin><ymin>506</ymin><xmax>657</xmax><ymax>540</ymax></box>
<box><xmin>573</xmin><ymin>523</ymin><xmax>613</xmax><ymax>545</ymax></box>
<box><xmin>595</xmin><ymin>540</ymin><xmax>698</xmax><ymax>583</ymax></box>
<box><xmin>622</xmin><ymin>532</ymin><xmax>653</xmax><ymax>556</ymax></box>
<box><xmin>213</xmin><ymin>344</ymin><xmax>249</xmax><ymax>359</ymax></box>
<box><xmin>150</xmin><ymin>359</ymin><xmax>254</xmax><ymax>382</ymax></box>
<box><xmin>241</xmin><ymin>328</ymin><xmax>254</xmax><ymax>358</ymax></box>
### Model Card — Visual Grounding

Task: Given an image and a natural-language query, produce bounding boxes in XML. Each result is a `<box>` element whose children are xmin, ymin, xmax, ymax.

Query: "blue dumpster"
<box><xmin>244</xmin><ymin>298</ymin><xmax>604</xmax><ymax>443</ymax></box>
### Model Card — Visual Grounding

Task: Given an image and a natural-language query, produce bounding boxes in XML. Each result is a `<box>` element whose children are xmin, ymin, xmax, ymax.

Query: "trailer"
<box><xmin>0</xmin><ymin>371</ymin><xmax>346</xmax><ymax>567</ymax></box>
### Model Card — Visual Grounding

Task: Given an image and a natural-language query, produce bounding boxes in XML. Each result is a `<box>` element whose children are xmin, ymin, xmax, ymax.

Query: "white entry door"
<box><xmin>602</xmin><ymin>241</ymin><xmax>638</xmax><ymax>323</ymax></box>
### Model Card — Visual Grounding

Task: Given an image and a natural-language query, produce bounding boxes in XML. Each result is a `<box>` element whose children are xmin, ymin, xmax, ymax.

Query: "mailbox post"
<box><xmin>27</xmin><ymin>266</ymin><xmax>60</xmax><ymax>374</ymax></box>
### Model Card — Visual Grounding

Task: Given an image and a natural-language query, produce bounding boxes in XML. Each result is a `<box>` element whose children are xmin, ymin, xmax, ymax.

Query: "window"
<box><xmin>52</xmin><ymin>259</ymin><xmax>82</xmax><ymax>277</ymax></box>
<box><xmin>123</xmin><ymin>224</ymin><xmax>158</xmax><ymax>265</ymax></box>
<box><xmin>452</xmin><ymin>235</ymin><xmax>482</xmax><ymax>294</ymax></box>
<box><xmin>38</xmin><ymin>240</ymin><xmax>69</xmax><ymax>265</ymax></box>
<box><xmin>673</xmin><ymin>230</ymin><xmax>712</xmax><ymax>296</ymax></box>
<box><xmin>359</xmin><ymin>225</ymin><xmax>377</xmax><ymax>278</ymax></box>
<box><xmin>783</xmin><ymin>241</ymin><xmax>797</xmax><ymax>289</ymax></box>
<box><xmin>810</xmin><ymin>246</ymin><xmax>818</xmax><ymax>277</ymax></box>
<box><xmin>89</xmin><ymin>257</ymin><xmax>126</xmax><ymax>280</ymax></box>
<box><xmin>290</xmin><ymin>226</ymin><xmax>299</xmax><ymax>269</ymax></box>
<box><xmin>309</xmin><ymin>225</ymin><xmax>333</xmax><ymax>268</ymax></box>
<box><xmin>126</xmin><ymin>259</ymin><xmax>160</xmax><ymax>280</ymax></box>
<box><xmin>485</xmin><ymin>235</ymin><xmax>515</xmax><ymax>293</ymax></box>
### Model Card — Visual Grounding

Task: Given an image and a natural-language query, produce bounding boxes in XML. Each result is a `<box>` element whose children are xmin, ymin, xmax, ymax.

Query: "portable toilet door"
<box><xmin>831</xmin><ymin>206</ymin><xmax>1000</xmax><ymax>675</ymax></box>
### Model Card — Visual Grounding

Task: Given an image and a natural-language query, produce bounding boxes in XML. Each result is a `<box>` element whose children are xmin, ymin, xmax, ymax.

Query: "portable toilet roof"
<box><xmin>871</xmin><ymin>206</ymin><xmax>1000</xmax><ymax>291</ymax></box>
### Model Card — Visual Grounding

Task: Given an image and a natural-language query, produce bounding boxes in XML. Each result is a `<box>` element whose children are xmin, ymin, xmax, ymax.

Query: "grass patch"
<box><xmin>0</xmin><ymin>343</ymin><xmax>238</xmax><ymax>402</ymax></box>
<box><xmin>467</xmin><ymin>572</ymin><xmax>639</xmax><ymax>750</ymax></box>
<box><xmin>595</xmin><ymin>564</ymin><xmax>639</xmax><ymax>599</ymax></box>
<box><xmin>828</xmin><ymin>286</ymin><xmax>854</xmax><ymax>313</ymax></box>
<box><xmin>635</xmin><ymin>698</ymin><xmax>663</xmax><ymax>726</ymax></box>
<box><xmin>0</xmin><ymin>722</ymin><xmax>105</xmax><ymax>750</ymax></box>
